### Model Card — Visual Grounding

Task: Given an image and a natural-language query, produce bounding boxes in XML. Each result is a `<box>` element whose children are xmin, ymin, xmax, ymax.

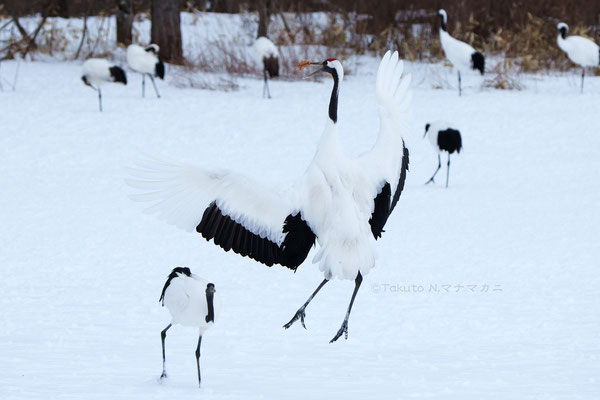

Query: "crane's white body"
<box><xmin>556</xmin><ymin>27</ymin><xmax>600</xmax><ymax>68</ymax></box>
<box><xmin>251</xmin><ymin>36</ymin><xmax>279</xmax><ymax>66</ymax></box>
<box><xmin>426</xmin><ymin>120</ymin><xmax>452</xmax><ymax>151</ymax></box>
<box><xmin>127</xmin><ymin>44</ymin><xmax>160</xmax><ymax>74</ymax></box>
<box><xmin>81</xmin><ymin>59</ymin><xmax>114</xmax><ymax>87</ymax></box>
<box><xmin>439</xmin><ymin>30</ymin><xmax>477</xmax><ymax>72</ymax></box>
<box><xmin>163</xmin><ymin>273</ymin><xmax>220</xmax><ymax>333</ymax></box>
<box><xmin>128</xmin><ymin>51</ymin><xmax>410</xmax><ymax>282</ymax></box>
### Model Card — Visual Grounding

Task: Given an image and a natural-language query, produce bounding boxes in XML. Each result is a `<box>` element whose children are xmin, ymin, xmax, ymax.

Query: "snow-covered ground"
<box><xmin>1</xmin><ymin>55</ymin><xmax>599</xmax><ymax>400</ymax></box>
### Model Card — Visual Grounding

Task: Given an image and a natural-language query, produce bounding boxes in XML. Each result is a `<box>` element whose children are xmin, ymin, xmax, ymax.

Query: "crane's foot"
<box><xmin>329</xmin><ymin>320</ymin><xmax>349</xmax><ymax>343</ymax></box>
<box><xmin>160</xmin><ymin>371</ymin><xmax>167</xmax><ymax>380</ymax></box>
<box><xmin>425</xmin><ymin>178</ymin><xmax>435</xmax><ymax>185</ymax></box>
<box><xmin>283</xmin><ymin>308</ymin><xmax>307</xmax><ymax>330</ymax></box>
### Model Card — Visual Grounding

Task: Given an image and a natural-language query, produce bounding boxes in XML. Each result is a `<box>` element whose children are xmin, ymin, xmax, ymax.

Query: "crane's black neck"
<box><xmin>328</xmin><ymin>71</ymin><xmax>339</xmax><ymax>123</ymax></box>
<box><xmin>205</xmin><ymin>283</ymin><xmax>215</xmax><ymax>323</ymax></box>
<box><xmin>159</xmin><ymin>267</ymin><xmax>191</xmax><ymax>305</ymax></box>
<box><xmin>439</xmin><ymin>15</ymin><xmax>447</xmax><ymax>32</ymax></box>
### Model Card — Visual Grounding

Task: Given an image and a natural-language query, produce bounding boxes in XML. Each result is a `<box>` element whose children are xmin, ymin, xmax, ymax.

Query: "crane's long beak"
<box><xmin>304</xmin><ymin>62</ymin><xmax>324</xmax><ymax>79</ymax></box>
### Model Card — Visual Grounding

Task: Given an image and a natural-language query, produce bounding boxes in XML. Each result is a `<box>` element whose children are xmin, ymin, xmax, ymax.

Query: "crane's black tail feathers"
<box><xmin>155</xmin><ymin>61</ymin><xmax>165</xmax><ymax>80</ymax></box>
<box><xmin>263</xmin><ymin>56</ymin><xmax>279</xmax><ymax>78</ymax></box>
<box><xmin>438</xmin><ymin>129</ymin><xmax>462</xmax><ymax>154</ymax></box>
<box><xmin>109</xmin><ymin>66</ymin><xmax>127</xmax><ymax>84</ymax></box>
<box><xmin>471</xmin><ymin>52</ymin><xmax>485</xmax><ymax>75</ymax></box>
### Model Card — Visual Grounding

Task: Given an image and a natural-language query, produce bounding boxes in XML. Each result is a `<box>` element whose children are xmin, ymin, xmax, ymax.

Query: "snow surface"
<box><xmin>1</xmin><ymin>55</ymin><xmax>599</xmax><ymax>400</ymax></box>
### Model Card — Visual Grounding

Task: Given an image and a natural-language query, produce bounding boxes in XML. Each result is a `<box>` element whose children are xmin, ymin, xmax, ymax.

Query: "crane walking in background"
<box><xmin>437</xmin><ymin>9</ymin><xmax>485</xmax><ymax>96</ymax></box>
<box><xmin>556</xmin><ymin>22</ymin><xmax>600</xmax><ymax>93</ymax></box>
<box><xmin>251</xmin><ymin>36</ymin><xmax>279</xmax><ymax>98</ymax></box>
<box><xmin>424</xmin><ymin>121</ymin><xmax>463</xmax><ymax>188</ymax></box>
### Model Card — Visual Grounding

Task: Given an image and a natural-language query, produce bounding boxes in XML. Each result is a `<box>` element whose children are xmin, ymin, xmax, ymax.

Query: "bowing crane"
<box><xmin>81</xmin><ymin>58</ymin><xmax>127</xmax><ymax>112</ymax></box>
<box><xmin>127</xmin><ymin>44</ymin><xmax>165</xmax><ymax>98</ymax></box>
<box><xmin>159</xmin><ymin>267</ymin><xmax>219</xmax><ymax>387</ymax></box>
<box><xmin>424</xmin><ymin>121</ymin><xmax>462</xmax><ymax>188</ymax></box>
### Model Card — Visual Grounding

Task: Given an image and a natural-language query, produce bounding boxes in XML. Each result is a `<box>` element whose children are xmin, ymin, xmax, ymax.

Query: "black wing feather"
<box><xmin>263</xmin><ymin>55</ymin><xmax>279</xmax><ymax>78</ymax></box>
<box><xmin>368</xmin><ymin>143</ymin><xmax>410</xmax><ymax>239</ymax></box>
<box><xmin>196</xmin><ymin>202</ymin><xmax>315</xmax><ymax>271</ymax></box>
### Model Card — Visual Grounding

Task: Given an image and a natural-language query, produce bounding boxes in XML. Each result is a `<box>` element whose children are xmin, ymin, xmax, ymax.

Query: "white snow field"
<box><xmin>0</xmin><ymin>55</ymin><xmax>599</xmax><ymax>400</ymax></box>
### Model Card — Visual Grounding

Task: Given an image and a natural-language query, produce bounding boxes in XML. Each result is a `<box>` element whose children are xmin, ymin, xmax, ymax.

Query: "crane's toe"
<box><xmin>283</xmin><ymin>308</ymin><xmax>307</xmax><ymax>330</ymax></box>
<box><xmin>329</xmin><ymin>320</ymin><xmax>349</xmax><ymax>343</ymax></box>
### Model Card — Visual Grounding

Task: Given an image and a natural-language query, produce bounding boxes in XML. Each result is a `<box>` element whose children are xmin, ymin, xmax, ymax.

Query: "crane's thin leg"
<box><xmin>283</xmin><ymin>278</ymin><xmax>329</xmax><ymax>329</ymax></box>
<box><xmin>581</xmin><ymin>68</ymin><xmax>585</xmax><ymax>93</ymax></box>
<box><xmin>263</xmin><ymin>70</ymin><xmax>271</xmax><ymax>98</ymax></box>
<box><xmin>330</xmin><ymin>272</ymin><xmax>363</xmax><ymax>343</ymax></box>
<box><xmin>142</xmin><ymin>73</ymin><xmax>146</xmax><ymax>98</ymax></box>
<box><xmin>149</xmin><ymin>75</ymin><xmax>161</xmax><ymax>98</ymax></box>
<box><xmin>97</xmin><ymin>88</ymin><xmax>103</xmax><ymax>112</ymax></box>
<box><xmin>426</xmin><ymin>154</ymin><xmax>442</xmax><ymax>184</ymax></box>
<box><xmin>458</xmin><ymin>71</ymin><xmax>462</xmax><ymax>96</ymax></box>
<box><xmin>446</xmin><ymin>153</ymin><xmax>451</xmax><ymax>188</ymax></box>
<box><xmin>160</xmin><ymin>323</ymin><xmax>171</xmax><ymax>380</ymax></box>
<box><xmin>195</xmin><ymin>335</ymin><xmax>203</xmax><ymax>388</ymax></box>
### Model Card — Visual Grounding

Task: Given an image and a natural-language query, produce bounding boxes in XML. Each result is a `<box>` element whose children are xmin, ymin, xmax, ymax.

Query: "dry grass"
<box><xmin>169</xmin><ymin>65</ymin><xmax>240</xmax><ymax>91</ymax></box>
<box><xmin>483</xmin><ymin>59</ymin><xmax>525</xmax><ymax>90</ymax></box>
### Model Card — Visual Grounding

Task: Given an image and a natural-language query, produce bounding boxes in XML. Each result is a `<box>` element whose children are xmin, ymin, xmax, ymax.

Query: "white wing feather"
<box><xmin>358</xmin><ymin>50</ymin><xmax>411</xmax><ymax>202</ymax></box>
<box><xmin>163</xmin><ymin>277</ymin><xmax>190</xmax><ymax>318</ymax></box>
<box><xmin>440</xmin><ymin>30</ymin><xmax>477</xmax><ymax>71</ymax></box>
<box><xmin>127</xmin><ymin>44</ymin><xmax>159</xmax><ymax>74</ymax></box>
<box><xmin>126</xmin><ymin>159</ymin><xmax>296</xmax><ymax>245</ymax></box>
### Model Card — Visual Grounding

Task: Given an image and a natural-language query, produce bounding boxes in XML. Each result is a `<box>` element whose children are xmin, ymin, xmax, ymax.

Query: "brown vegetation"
<box><xmin>0</xmin><ymin>0</ymin><xmax>599</xmax><ymax>74</ymax></box>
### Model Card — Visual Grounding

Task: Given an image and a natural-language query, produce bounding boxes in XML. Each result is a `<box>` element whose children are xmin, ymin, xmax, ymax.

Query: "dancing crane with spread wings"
<box><xmin>127</xmin><ymin>50</ymin><xmax>411</xmax><ymax>343</ymax></box>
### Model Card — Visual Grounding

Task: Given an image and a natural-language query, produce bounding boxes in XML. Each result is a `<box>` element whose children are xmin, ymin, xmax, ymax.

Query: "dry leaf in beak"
<box><xmin>297</xmin><ymin>60</ymin><xmax>311</xmax><ymax>71</ymax></box>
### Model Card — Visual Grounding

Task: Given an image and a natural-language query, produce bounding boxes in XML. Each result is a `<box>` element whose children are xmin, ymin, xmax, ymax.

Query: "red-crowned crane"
<box><xmin>437</xmin><ymin>9</ymin><xmax>484</xmax><ymax>96</ymax></box>
<box><xmin>556</xmin><ymin>22</ymin><xmax>600</xmax><ymax>93</ymax></box>
<box><xmin>127</xmin><ymin>51</ymin><xmax>411</xmax><ymax>343</ymax></box>
<box><xmin>127</xmin><ymin>44</ymin><xmax>165</xmax><ymax>98</ymax></box>
<box><xmin>424</xmin><ymin>121</ymin><xmax>462</xmax><ymax>188</ymax></box>
<box><xmin>81</xmin><ymin>58</ymin><xmax>127</xmax><ymax>112</ymax></box>
<box><xmin>159</xmin><ymin>267</ymin><xmax>219</xmax><ymax>387</ymax></box>
<box><xmin>251</xmin><ymin>37</ymin><xmax>279</xmax><ymax>98</ymax></box>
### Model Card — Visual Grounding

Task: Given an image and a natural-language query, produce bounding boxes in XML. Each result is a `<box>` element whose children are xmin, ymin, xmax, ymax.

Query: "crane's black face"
<box><xmin>321</xmin><ymin>60</ymin><xmax>337</xmax><ymax>76</ymax></box>
<box><xmin>424</xmin><ymin>123</ymin><xmax>431</xmax><ymax>138</ymax></box>
<box><xmin>559</xmin><ymin>27</ymin><xmax>567</xmax><ymax>39</ymax></box>
<box><xmin>305</xmin><ymin>59</ymin><xmax>338</xmax><ymax>79</ymax></box>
